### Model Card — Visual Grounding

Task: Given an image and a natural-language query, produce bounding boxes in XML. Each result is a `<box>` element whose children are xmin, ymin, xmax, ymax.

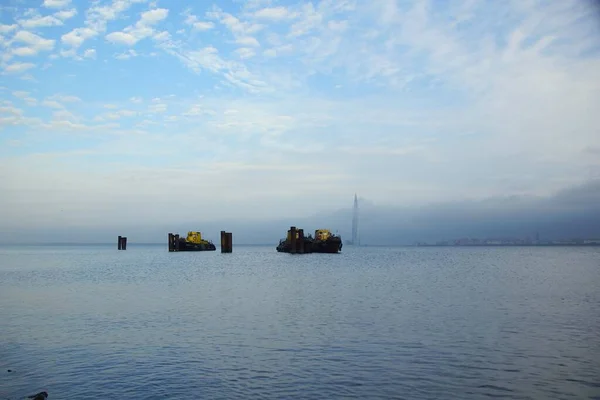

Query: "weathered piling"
<box><xmin>297</xmin><ymin>229</ymin><xmax>305</xmax><ymax>254</ymax></box>
<box><xmin>118</xmin><ymin>236</ymin><xmax>127</xmax><ymax>250</ymax></box>
<box><xmin>174</xmin><ymin>234</ymin><xmax>180</xmax><ymax>251</ymax></box>
<box><xmin>221</xmin><ymin>231</ymin><xmax>233</xmax><ymax>253</ymax></box>
<box><xmin>168</xmin><ymin>233</ymin><xmax>174</xmax><ymax>252</ymax></box>
<box><xmin>290</xmin><ymin>226</ymin><xmax>297</xmax><ymax>254</ymax></box>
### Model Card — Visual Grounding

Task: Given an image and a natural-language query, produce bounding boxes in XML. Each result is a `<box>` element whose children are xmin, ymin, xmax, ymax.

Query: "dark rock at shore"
<box><xmin>27</xmin><ymin>392</ymin><xmax>48</xmax><ymax>400</ymax></box>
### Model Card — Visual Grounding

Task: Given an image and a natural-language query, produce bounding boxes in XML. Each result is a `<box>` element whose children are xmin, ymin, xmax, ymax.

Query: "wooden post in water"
<box><xmin>221</xmin><ymin>231</ymin><xmax>233</xmax><ymax>253</ymax></box>
<box><xmin>290</xmin><ymin>226</ymin><xmax>297</xmax><ymax>254</ymax></box>
<box><xmin>297</xmin><ymin>229</ymin><xmax>305</xmax><ymax>254</ymax></box>
<box><xmin>121</xmin><ymin>237</ymin><xmax>127</xmax><ymax>250</ymax></box>
<box><xmin>174</xmin><ymin>234</ymin><xmax>180</xmax><ymax>252</ymax></box>
<box><xmin>118</xmin><ymin>236</ymin><xmax>122</xmax><ymax>250</ymax></box>
<box><xmin>226</xmin><ymin>232</ymin><xmax>232</xmax><ymax>253</ymax></box>
<box><xmin>168</xmin><ymin>233</ymin><xmax>173</xmax><ymax>252</ymax></box>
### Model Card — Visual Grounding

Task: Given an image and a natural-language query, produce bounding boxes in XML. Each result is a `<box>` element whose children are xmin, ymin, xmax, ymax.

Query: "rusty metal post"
<box><xmin>226</xmin><ymin>232</ymin><xmax>232</xmax><ymax>252</ymax></box>
<box><xmin>298</xmin><ymin>229</ymin><xmax>304</xmax><ymax>254</ymax></box>
<box><xmin>290</xmin><ymin>226</ymin><xmax>297</xmax><ymax>254</ymax></box>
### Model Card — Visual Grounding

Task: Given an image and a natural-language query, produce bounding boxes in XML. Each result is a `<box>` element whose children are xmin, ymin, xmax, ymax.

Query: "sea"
<box><xmin>1</xmin><ymin>244</ymin><xmax>599</xmax><ymax>399</ymax></box>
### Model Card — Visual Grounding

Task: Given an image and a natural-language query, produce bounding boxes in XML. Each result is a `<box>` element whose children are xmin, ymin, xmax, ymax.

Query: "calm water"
<box><xmin>1</xmin><ymin>245</ymin><xmax>599</xmax><ymax>399</ymax></box>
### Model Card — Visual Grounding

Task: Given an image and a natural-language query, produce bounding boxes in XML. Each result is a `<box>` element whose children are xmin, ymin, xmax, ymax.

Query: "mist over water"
<box><xmin>2</xmin><ymin>179</ymin><xmax>599</xmax><ymax>245</ymax></box>
<box><xmin>1</xmin><ymin>245</ymin><xmax>599</xmax><ymax>399</ymax></box>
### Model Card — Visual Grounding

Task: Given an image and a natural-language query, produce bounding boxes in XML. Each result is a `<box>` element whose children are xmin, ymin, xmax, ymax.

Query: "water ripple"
<box><xmin>1</xmin><ymin>245</ymin><xmax>599</xmax><ymax>399</ymax></box>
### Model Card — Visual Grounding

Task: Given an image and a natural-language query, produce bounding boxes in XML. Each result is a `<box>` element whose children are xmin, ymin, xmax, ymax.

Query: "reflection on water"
<box><xmin>1</xmin><ymin>245</ymin><xmax>599</xmax><ymax>399</ymax></box>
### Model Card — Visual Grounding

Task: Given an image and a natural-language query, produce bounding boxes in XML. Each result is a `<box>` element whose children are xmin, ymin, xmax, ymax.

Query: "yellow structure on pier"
<box><xmin>315</xmin><ymin>229</ymin><xmax>331</xmax><ymax>241</ymax></box>
<box><xmin>186</xmin><ymin>231</ymin><xmax>211</xmax><ymax>245</ymax></box>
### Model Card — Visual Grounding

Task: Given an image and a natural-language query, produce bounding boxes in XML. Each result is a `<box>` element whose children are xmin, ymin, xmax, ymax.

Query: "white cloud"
<box><xmin>328</xmin><ymin>20</ymin><xmax>348</xmax><ymax>32</ymax></box>
<box><xmin>207</xmin><ymin>6</ymin><xmax>264</xmax><ymax>37</ymax></box>
<box><xmin>288</xmin><ymin>3</ymin><xmax>324</xmax><ymax>37</ymax></box>
<box><xmin>106</xmin><ymin>31</ymin><xmax>138</xmax><ymax>46</ymax></box>
<box><xmin>236</xmin><ymin>36</ymin><xmax>260</xmax><ymax>47</ymax></box>
<box><xmin>61</xmin><ymin>0</ymin><xmax>147</xmax><ymax>48</ymax></box>
<box><xmin>52</xmin><ymin>109</ymin><xmax>79</xmax><ymax>121</ymax></box>
<box><xmin>12</xmin><ymin>47</ymin><xmax>37</xmax><ymax>57</ymax></box>
<box><xmin>10</xmin><ymin>31</ymin><xmax>55</xmax><ymax>57</ymax></box>
<box><xmin>182</xmin><ymin>9</ymin><xmax>214</xmax><ymax>31</ymax></box>
<box><xmin>0</xmin><ymin>103</ymin><xmax>41</xmax><ymax>128</ymax></box>
<box><xmin>20</xmin><ymin>74</ymin><xmax>37</xmax><ymax>82</ymax></box>
<box><xmin>244</xmin><ymin>0</ymin><xmax>275</xmax><ymax>10</ymax></box>
<box><xmin>115</xmin><ymin>49</ymin><xmax>138</xmax><ymax>59</ymax></box>
<box><xmin>24</xmin><ymin>97</ymin><xmax>38</xmax><ymax>106</ymax></box>
<box><xmin>101</xmin><ymin>109</ymin><xmax>137</xmax><ymax>120</ymax></box>
<box><xmin>152</xmin><ymin>31</ymin><xmax>170</xmax><ymax>42</ymax></box>
<box><xmin>140</xmin><ymin>8</ymin><xmax>168</xmax><ymax>24</ymax></box>
<box><xmin>235</xmin><ymin>48</ymin><xmax>256</xmax><ymax>59</ymax></box>
<box><xmin>119</xmin><ymin>110</ymin><xmax>137</xmax><ymax>117</ymax></box>
<box><xmin>148</xmin><ymin>103</ymin><xmax>167</xmax><ymax>113</ymax></box>
<box><xmin>158</xmin><ymin>41</ymin><xmax>269</xmax><ymax>92</ymax></box>
<box><xmin>18</xmin><ymin>14</ymin><xmax>63</xmax><ymax>29</ymax></box>
<box><xmin>192</xmin><ymin>21</ymin><xmax>214</xmax><ymax>31</ymax></box>
<box><xmin>183</xmin><ymin>104</ymin><xmax>215</xmax><ymax>116</ymax></box>
<box><xmin>83</xmin><ymin>48</ymin><xmax>96</xmax><ymax>59</ymax></box>
<box><xmin>0</xmin><ymin>105</ymin><xmax>23</xmax><ymax>116</ymax></box>
<box><xmin>2</xmin><ymin>62</ymin><xmax>35</xmax><ymax>74</ymax></box>
<box><xmin>61</xmin><ymin>27</ymin><xmax>97</xmax><ymax>48</ymax></box>
<box><xmin>0</xmin><ymin>24</ymin><xmax>17</xmax><ymax>34</ymax></box>
<box><xmin>48</xmin><ymin>94</ymin><xmax>81</xmax><ymax>103</ymax></box>
<box><xmin>263</xmin><ymin>44</ymin><xmax>293</xmax><ymax>58</ymax></box>
<box><xmin>43</xmin><ymin>0</ymin><xmax>71</xmax><ymax>8</ymax></box>
<box><xmin>253</xmin><ymin>6</ymin><xmax>296</xmax><ymax>20</ymax></box>
<box><xmin>41</xmin><ymin>100</ymin><xmax>64</xmax><ymax>108</ymax></box>
<box><xmin>130</xmin><ymin>97</ymin><xmax>143</xmax><ymax>103</ymax></box>
<box><xmin>54</xmin><ymin>8</ymin><xmax>77</xmax><ymax>20</ymax></box>
<box><xmin>59</xmin><ymin>48</ymin><xmax>78</xmax><ymax>58</ymax></box>
<box><xmin>12</xmin><ymin>91</ymin><xmax>29</xmax><ymax>99</ymax></box>
<box><xmin>106</xmin><ymin>8</ymin><xmax>169</xmax><ymax>46</ymax></box>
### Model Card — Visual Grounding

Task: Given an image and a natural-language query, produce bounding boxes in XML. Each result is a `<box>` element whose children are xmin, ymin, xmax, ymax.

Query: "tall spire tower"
<box><xmin>352</xmin><ymin>193</ymin><xmax>359</xmax><ymax>246</ymax></box>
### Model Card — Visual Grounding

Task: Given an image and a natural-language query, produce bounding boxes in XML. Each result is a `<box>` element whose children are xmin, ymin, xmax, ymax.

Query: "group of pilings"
<box><xmin>167</xmin><ymin>233</ymin><xmax>180</xmax><ymax>252</ymax></box>
<box><xmin>288</xmin><ymin>226</ymin><xmax>306</xmax><ymax>254</ymax></box>
<box><xmin>118</xmin><ymin>233</ymin><xmax>233</xmax><ymax>252</ymax></box>
<box><xmin>166</xmin><ymin>232</ymin><xmax>233</xmax><ymax>252</ymax></box>
<box><xmin>220</xmin><ymin>231</ymin><xmax>233</xmax><ymax>253</ymax></box>
<box><xmin>117</xmin><ymin>236</ymin><xmax>127</xmax><ymax>250</ymax></box>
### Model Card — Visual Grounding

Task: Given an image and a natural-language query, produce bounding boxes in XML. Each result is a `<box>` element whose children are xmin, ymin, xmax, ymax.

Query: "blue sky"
<box><xmin>1</xmin><ymin>0</ymin><xmax>599</xmax><ymax>230</ymax></box>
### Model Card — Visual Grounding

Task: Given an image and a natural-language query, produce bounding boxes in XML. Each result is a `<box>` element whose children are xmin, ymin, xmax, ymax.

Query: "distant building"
<box><xmin>552</xmin><ymin>240</ymin><xmax>577</xmax><ymax>245</ymax></box>
<box><xmin>485</xmin><ymin>240</ymin><xmax>502</xmax><ymax>245</ymax></box>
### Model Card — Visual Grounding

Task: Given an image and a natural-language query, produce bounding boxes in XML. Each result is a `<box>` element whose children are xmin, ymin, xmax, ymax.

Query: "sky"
<box><xmin>1</xmin><ymin>0</ymin><xmax>600</xmax><ymax>241</ymax></box>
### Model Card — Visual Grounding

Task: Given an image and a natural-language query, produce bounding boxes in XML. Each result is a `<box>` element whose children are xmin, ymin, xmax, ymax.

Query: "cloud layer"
<box><xmin>1</xmin><ymin>0</ymin><xmax>599</xmax><ymax>238</ymax></box>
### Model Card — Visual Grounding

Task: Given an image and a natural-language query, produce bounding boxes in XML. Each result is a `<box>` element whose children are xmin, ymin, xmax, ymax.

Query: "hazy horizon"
<box><xmin>1</xmin><ymin>0</ymin><xmax>599</xmax><ymax>244</ymax></box>
<box><xmin>1</xmin><ymin>179</ymin><xmax>598</xmax><ymax>245</ymax></box>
